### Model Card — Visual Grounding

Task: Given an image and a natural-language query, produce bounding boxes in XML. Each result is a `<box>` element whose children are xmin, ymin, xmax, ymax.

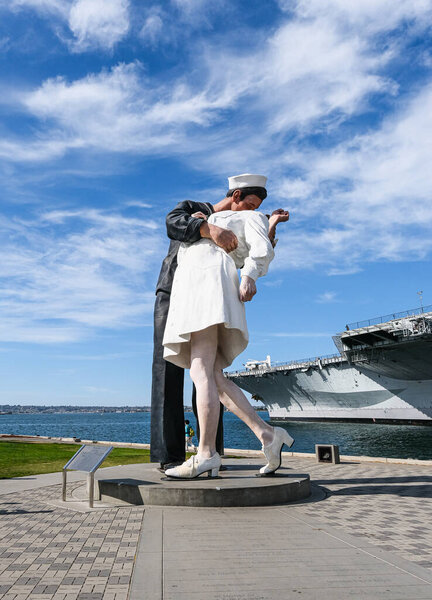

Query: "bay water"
<box><xmin>1</xmin><ymin>411</ymin><xmax>431</xmax><ymax>460</ymax></box>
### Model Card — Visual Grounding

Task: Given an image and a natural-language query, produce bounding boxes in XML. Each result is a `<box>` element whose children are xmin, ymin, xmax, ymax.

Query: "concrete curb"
<box><xmin>0</xmin><ymin>433</ymin><xmax>150</xmax><ymax>449</ymax></box>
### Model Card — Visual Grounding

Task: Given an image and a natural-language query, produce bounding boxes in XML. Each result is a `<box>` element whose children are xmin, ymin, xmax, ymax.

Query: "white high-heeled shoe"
<box><xmin>165</xmin><ymin>452</ymin><xmax>221</xmax><ymax>479</ymax></box>
<box><xmin>259</xmin><ymin>427</ymin><xmax>294</xmax><ymax>475</ymax></box>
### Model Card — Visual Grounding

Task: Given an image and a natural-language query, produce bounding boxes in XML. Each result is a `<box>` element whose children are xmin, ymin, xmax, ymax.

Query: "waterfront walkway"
<box><xmin>0</xmin><ymin>455</ymin><xmax>432</xmax><ymax>599</ymax></box>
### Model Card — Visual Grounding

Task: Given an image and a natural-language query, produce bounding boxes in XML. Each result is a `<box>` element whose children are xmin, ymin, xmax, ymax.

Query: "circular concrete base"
<box><xmin>97</xmin><ymin>460</ymin><xmax>310</xmax><ymax>507</ymax></box>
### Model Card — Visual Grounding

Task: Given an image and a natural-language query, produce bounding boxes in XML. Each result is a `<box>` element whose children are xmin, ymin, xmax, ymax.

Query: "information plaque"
<box><xmin>62</xmin><ymin>445</ymin><xmax>113</xmax><ymax>507</ymax></box>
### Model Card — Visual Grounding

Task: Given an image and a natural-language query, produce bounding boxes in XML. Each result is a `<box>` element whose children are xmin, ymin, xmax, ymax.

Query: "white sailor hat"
<box><xmin>228</xmin><ymin>173</ymin><xmax>267</xmax><ymax>190</ymax></box>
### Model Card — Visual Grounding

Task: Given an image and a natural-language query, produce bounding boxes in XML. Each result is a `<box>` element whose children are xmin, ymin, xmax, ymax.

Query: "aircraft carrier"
<box><xmin>227</xmin><ymin>306</ymin><xmax>432</xmax><ymax>424</ymax></box>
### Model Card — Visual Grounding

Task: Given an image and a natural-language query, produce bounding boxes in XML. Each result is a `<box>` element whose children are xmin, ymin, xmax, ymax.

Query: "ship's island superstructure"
<box><xmin>226</xmin><ymin>306</ymin><xmax>432</xmax><ymax>424</ymax></box>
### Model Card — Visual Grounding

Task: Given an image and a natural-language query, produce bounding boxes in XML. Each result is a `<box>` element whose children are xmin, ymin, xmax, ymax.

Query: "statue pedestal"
<box><xmin>97</xmin><ymin>459</ymin><xmax>310</xmax><ymax>507</ymax></box>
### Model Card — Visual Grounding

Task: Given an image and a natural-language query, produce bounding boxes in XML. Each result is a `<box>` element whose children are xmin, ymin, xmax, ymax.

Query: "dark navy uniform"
<box><xmin>150</xmin><ymin>201</ymin><xmax>224</xmax><ymax>465</ymax></box>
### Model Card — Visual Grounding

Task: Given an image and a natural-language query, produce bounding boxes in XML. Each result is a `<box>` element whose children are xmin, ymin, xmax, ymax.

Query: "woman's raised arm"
<box><xmin>241</xmin><ymin>212</ymin><xmax>275</xmax><ymax>281</ymax></box>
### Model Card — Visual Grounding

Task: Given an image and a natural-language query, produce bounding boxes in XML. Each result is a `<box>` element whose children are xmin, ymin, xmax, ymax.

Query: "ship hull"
<box><xmin>231</xmin><ymin>362</ymin><xmax>432</xmax><ymax>424</ymax></box>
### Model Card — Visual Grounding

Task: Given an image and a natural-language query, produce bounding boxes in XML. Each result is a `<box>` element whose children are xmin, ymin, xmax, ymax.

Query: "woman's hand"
<box><xmin>268</xmin><ymin>209</ymin><xmax>289</xmax><ymax>247</ymax></box>
<box><xmin>192</xmin><ymin>211</ymin><xmax>208</xmax><ymax>220</ymax></box>
<box><xmin>269</xmin><ymin>209</ymin><xmax>289</xmax><ymax>227</ymax></box>
<box><xmin>239</xmin><ymin>276</ymin><xmax>256</xmax><ymax>302</ymax></box>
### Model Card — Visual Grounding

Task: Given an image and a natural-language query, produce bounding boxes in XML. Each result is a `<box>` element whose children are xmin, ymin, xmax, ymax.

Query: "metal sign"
<box><xmin>64</xmin><ymin>445</ymin><xmax>113</xmax><ymax>473</ymax></box>
<box><xmin>62</xmin><ymin>445</ymin><xmax>113</xmax><ymax>507</ymax></box>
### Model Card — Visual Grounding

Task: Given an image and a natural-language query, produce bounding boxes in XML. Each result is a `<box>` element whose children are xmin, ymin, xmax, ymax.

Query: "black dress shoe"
<box><xmin>157</xmin><ymin>461</ymin><xmax>183</xmax><ymax>473</ymax></box>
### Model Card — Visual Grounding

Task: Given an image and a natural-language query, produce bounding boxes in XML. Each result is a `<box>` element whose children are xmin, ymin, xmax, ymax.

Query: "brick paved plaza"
<box><xmin>0</xmin><ymin>481</ymin><xmax>143</xmax><ymax>600</ymax></box>
<box><xmin>0</xmin><ymin>455</ymin><xmax>431</xmax><ymax>599</ymax></box>
<box><xmin>296</xmin><ymin>458</ymin><xmax>432</xmax><ymax>571</ymax></box>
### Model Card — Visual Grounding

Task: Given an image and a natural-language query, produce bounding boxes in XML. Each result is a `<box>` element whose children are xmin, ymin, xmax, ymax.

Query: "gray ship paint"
<box><xmin>227</xmin><ymin>308</ymin><xmax>432</xmax><ymax>424</ymax></box>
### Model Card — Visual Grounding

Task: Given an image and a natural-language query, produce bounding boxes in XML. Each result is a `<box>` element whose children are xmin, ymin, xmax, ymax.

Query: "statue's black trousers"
<box><xmin>150</xmin><ymin>290</ymin><xmax>224</xmax><ymax>465</ymax></box>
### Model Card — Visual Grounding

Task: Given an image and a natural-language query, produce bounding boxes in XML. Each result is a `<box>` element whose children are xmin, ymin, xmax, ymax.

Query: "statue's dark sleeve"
<box><xmin>166</xmin><ymin>201</ymin><xmax>206</xmax><ymax>243</ymax></box>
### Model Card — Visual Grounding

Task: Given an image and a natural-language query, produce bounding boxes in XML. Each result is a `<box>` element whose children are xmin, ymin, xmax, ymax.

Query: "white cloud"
<box><xmin>277</xmin><ymin>178</ymin><xmax>314</xmax><ymax>200</ymax></box>
<box><xmin>261</xmin><ymin>278</ymin><xmax>283</xmax><ymax>287</ymax></box>
<box><xmin>2</xmin><ymin>0</ymin><xmax>129</xmax><ymax>51</ymax></box>
<box><xmin>17</xmin><ymin>62</ymin><xmax>227</xmax><ymax>158</ymax></box>
<box><xmin>137</xmin><ymin>0</ymin><xmax>229</xmax><ymax>48</ymax></box>
<box><xmin>170</xmin><ymin>0</ymin><xmax>226</xmax><ymax>25</ymax></box>
<box><xmin>317</xmin><ymin>291</ymin><xmax>338</xmax><ymax>303</ymax></box>
<box><xmin>41</xmin><ymin>207</ymin><xmax>158</xmax><ymax>231</ymax></box>
<box><xmin>8</xmin><ymin>9</ymin><xmax>393</xmax><ymax>164</ymax></box>
<box><xmin>5</xmin><ymin>0</ymin><xmax>70</xmax><ymax>17</ymax></box>
<box><xmin>0</xmin><ymin>321</ymin><xmax>87</xmax><ymax>343</ymax></box>
<box><xmin>262</xmin><ymin>21</ymin><xmax>389</xmax><ymax>133</ymax></box>
<box><xmin>0</xmin><ymin>137</ymin><xmax>81</xmax><ymax>162</ymax></box>
<box><xmin>269</xmin><ymin>80</ymin><xmax>432</xmax><ymax>273</ymax></box>
<box><xmin>0</xmin><ymin>207</ymin><xmax>166</xmax><ymax>343</ymax></box>
<box><xmin>2</xmin><ymin>0</ymin><xmax>432</xmax><ymax>275</ymax></box>
<box><xmin>287</xmin><ymin>0</ymin><xmax>432</xmax><ymax>34</ymax></box>
<box><xmin>0</xmin><ymin>36</ymin><xmax>11</xmax><ymax>51</ymax></box>
<box><xmin>68</xmin><ymin>0</ymin><xmax>129</xmax><ymax>51</ymax></box>
<box><xmin>124</xmin><ymin>200</ymin><xmax>153</xmax><ymax>209</ymax></box>
<box><xmin>8</xmin><ymin>0</ymin><xmax>431</xmax><ymax>164</ymax></box>
<box><xmin>171</xmin><ymin>0</ymin><xmax>206</xmax><ymax>14</ymax></box>
<box><xmin>139</xmin><ymin>8</ymin><xmax>164</xmax><ymax>47</ymax></box>
<box><xmin>324</xmin><ymin>84</ymin><xmax>432</xmax><ymax>220</ymax></box>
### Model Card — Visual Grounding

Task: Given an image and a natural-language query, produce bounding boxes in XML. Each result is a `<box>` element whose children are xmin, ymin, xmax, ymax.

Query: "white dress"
<box><xmin>162</xmin><ymin>210</ymin><xmax>275</xmax><ymax>369</ymax></box>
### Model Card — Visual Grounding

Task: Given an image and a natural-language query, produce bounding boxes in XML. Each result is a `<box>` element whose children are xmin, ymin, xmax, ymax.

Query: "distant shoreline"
<box><xmin>0</xmin><ymin>405</ymin><xmax>266</xmax><ymax>415</ymax></box>
<box><xmin>0</xmin><ymin>407</ymin><xmax>152</xmax><ymax>415</ymax></box>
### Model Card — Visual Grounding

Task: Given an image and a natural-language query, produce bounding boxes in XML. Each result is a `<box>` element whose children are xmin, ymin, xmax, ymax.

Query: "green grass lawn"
<box><xmin>0</xmin><ymin>442</ymin><xmax>153</xmax><ymax>479</ymax></box>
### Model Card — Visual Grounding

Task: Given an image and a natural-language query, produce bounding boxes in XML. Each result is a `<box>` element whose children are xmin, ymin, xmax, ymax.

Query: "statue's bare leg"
<box><xmin>190</xmin><ymin>325</ymin><xmax>220</xmax><ymax>460</ymax></box>
<box><xmin>213</xmin><ymin>354</ymin><xmax>295</xmax><ymax>475</ymax></box>
<box><xmin>214</xmin><ymin>355</ymin><xmax>274</xmax><ymax>446</ymax></box>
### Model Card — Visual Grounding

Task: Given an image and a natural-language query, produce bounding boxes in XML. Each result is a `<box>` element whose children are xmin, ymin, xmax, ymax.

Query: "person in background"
<box><xmin>184</xmin><ymin>419</ymin><xmax>195</xmax><ymax>452</ymax></box>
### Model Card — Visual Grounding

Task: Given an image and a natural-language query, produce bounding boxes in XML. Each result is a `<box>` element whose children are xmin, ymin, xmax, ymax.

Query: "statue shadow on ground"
<box><xmin>314</xmin><ymin>475</ymin><xmax>432</xmax><ymax>485</ymax></box>
<box><xmin>318</xmin><ymin>484</ymin><xmax>432</xmax><ymax>499</ymax></box>
<box><xmin>0</xmin><ymin>508</ymin><xmax>53</xmax><ymax>515</ymax></box>
<box><xmin>100</xmin><ymin>478</ymin><xmax>157</xmax><ymax>486</ymax></box>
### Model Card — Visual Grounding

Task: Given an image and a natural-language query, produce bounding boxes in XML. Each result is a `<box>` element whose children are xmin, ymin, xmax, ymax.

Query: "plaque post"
<box><xmin>62</xmin><ymin>469</ymin><xmax>67</xmax><ymax>501</ymax></box>
<box><xmin>88</xmin><ymin>472</ymin><xmax>95</xmax><ymax>508</ymax></box>
<box><xmin>62</xmin><ymin>444</ymin><xmax>113</xmax><ymax>508</ymax></box>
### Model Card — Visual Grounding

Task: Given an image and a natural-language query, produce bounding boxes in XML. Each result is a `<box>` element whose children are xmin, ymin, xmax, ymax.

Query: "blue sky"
<box><xmin>0</xmin><ymin>0</ymin><xmax>431</xmax><ymax>407</ymax></box>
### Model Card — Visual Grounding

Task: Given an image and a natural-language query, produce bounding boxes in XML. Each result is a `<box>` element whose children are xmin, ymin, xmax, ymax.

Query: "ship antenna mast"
<box><xmin>417</xmin><ymin>290</ymin><xmax>424</xmax><ymax>312</ymax></box>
